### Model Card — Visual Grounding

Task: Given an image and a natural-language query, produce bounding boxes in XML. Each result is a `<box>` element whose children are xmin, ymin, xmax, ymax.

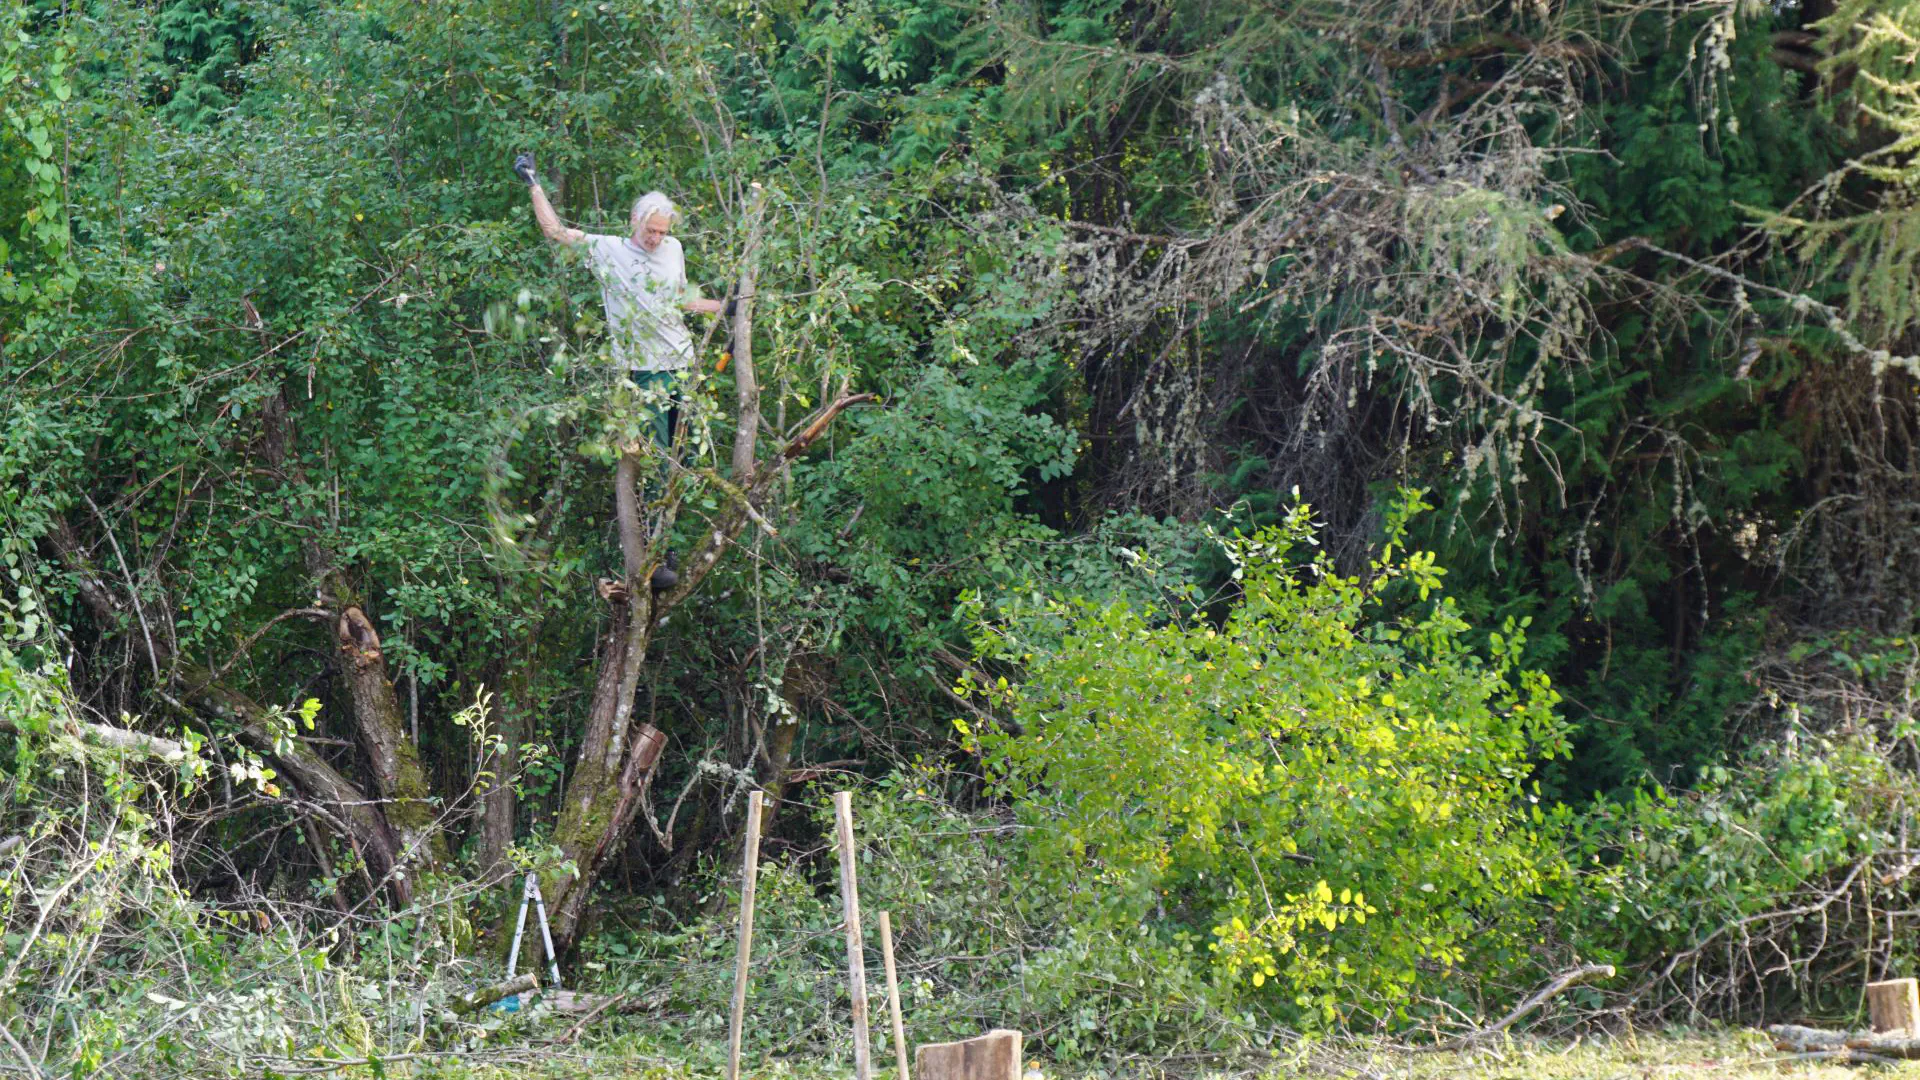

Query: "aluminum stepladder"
<box><xmin>498</xmin><ymin>872</ymin><xmax>562</xmax><ymax>1010</ymax></box>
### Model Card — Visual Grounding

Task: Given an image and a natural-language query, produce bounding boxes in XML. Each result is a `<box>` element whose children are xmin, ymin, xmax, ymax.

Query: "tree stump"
<box><xmin>914</xmin><ymin>1030</ymin><xmax>1021</xmax><ymax>1080</ymax></box>
<box><xmin>1869</xmin><ymin>979</ymin><xmax>1920</xmax><ymax>1034</ymax></box>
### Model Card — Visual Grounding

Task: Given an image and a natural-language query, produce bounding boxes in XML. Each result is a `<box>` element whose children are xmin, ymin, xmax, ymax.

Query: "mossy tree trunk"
<box><xmin>260</xmin><ymin>389</ymin><xmax>447</xmax><ymax>880</ymax></box>
<box><xmin>307</xmin><ymin>553</ymin><xmax>448</xmax><ymax>878</ymax></box>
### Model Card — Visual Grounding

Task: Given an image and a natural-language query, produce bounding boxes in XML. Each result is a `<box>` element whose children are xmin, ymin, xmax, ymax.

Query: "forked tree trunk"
<box><xmin>541</xmin><ymin>190</ymin><xmax>771</xmax><ymax>951</ymax></box>
<box><xmin>541</xmin><ymin>581</ymin><xmax>669</xmax><ymax>947</ymax></box>
<box><xmin>539</xmin><ymin>396</ymin><xmax>872</xmax><ymax>951</ymax></box>
<box><xmin>535</xmin><ymin>185</ymin><xmax>874</xmax><ymax>956</ymax></box>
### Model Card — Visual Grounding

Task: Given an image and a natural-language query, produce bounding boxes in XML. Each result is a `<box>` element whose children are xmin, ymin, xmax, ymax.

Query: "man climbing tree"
<box><xmin>505</xmin><ymin>154</ymin><xmax>872</xmax><ymax>954</ymax></box>
<box><xmin>516</xmin><ymin>153</ymin><xmax>729</xmax><ymax>589</ymax></box>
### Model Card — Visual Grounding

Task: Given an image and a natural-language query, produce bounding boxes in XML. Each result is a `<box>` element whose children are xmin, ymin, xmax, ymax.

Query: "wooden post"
<box><xmin>834</xmin><ymin>791</ymin><xmax>872</xmax><ymax>1080</ymax></box>
<box><xmin>1869</xmin><ymin>978</ymin><xmax>1920</xmax><ymax>1034</ymax></box>
<box><xmin>727</xmin><ymin>790</ymin><xmax>766</xmax><ymax>1080</ymax></box>
<box><xmin>913</xmin><ymin>1030</ymin><xmax>1021</xmax><ymax>1080</ymax></box>
<box><xmin>879</xmin><ymin>911</ymin><xmax>909</xmax><ymax>1080</ymax></box>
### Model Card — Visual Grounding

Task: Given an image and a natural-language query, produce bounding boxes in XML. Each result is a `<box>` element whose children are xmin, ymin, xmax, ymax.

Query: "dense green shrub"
<box><xmin>967</xmin><ymin>494</ymin><xmax>1575</xmax><ymax>1027</ymax></box>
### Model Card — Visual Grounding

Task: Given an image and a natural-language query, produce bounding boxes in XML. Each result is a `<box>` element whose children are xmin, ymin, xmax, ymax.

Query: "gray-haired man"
<box><xmin>517</xmin><ymin>154</ymin><xmax>728</xmax><ymax>588</ymax></box>
<box><xmin>516</xmin><ymin>154</ymin><xmax>726</xmax><ymax>447</ymax></box>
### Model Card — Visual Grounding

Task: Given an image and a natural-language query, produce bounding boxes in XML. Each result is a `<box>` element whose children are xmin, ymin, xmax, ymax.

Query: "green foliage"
<box><xmin>9</xmin><ymin>0</ymin><xmax>1920</xmax><ymax>1051</ymax></box>
<box><xmin>0</xmin><ymin>5</ymin><xmax>78</xmax><ymax>315</ymax></box>
<box><xmin>153</xmin><ymin>0</ymin><xmax>256</xmax><ymax>129</ymax></box>
<box><xmin>0</xmin><ymin>628</ymin><xmax>567</xmax><ymax>1076</ymax></box>
<box><xmin>1564</xmin><ymin>726</ymin><xmax>1920</xmax><ymax>1022</ymax></box>
<box><xmin>1406</xmin><ymin>2</ymin><xmax>1839</xmax><ymax>798</ymax></box>
<box><xmin>581</xmin><ymin>770</ymin><xmax>1242</xmax><ymax>1062</ymax></box>
<box><xmin>969</xmin><ymin>494</ymin><xmax>1573</xmax><ymax>1026</ymax></box>
<box><xmin>1766</xmin><ymin>0</ymin><xmax>1920</xmax><ymax>347</ymax></box>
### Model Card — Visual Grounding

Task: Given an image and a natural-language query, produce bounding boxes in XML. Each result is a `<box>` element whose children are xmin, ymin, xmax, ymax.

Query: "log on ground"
<box><xmin>1846</xmin><ymin>1035</ymin><xmax>1920</xmax><ymax>1059</ymax></box>
<box><xmin>1766</xmin><ymin>1025</ymin><xmax>1853</xmax><ymax>1052</ymax></box>
<box><xmin>451</xmin><ymin>973</ymin><xmax>539</xmax><ymax>1015</ymax></box>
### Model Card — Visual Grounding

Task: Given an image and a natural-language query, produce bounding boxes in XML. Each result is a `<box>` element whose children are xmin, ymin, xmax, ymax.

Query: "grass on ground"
<box><xmin>383</xmin><ymin>1029</ymin><xmax>1920</xmax><ymax>1080</ymax></box>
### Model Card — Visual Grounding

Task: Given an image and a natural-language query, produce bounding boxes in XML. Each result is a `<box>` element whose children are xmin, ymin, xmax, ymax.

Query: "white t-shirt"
<box><xmin>583</xmin><ymin>233</ymin><xmax>701</xmax><ymax>372</ymax></box>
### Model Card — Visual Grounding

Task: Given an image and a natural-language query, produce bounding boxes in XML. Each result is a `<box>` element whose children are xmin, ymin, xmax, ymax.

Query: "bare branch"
<box><xmin>0</xmin><ymin>715</ymin><xmax>190</xmax><ymax>762</ymax></box>
<box><xmin>732</xmin><ymin>183</ymin><xmax>771</xmax><ymax>481</ymax></box>
<box><xmin>1440</xmin><ymin>964</ymin><xmax>1615</xmax><ymax>1046</ymax></box>
<box><xmin>210</xmin><ymin>607</ymin><xmax>333</xmax><ymax>682</ymax></box>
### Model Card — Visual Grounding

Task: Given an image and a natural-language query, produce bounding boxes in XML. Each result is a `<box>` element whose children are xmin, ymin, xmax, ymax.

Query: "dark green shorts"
<box><xmin>628</xmin><ymin>368</ymin><xmax>687</xmax><ymax>451</ymax></box>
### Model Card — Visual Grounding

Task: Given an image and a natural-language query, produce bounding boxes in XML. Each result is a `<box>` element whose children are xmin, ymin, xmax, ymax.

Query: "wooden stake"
<box><xmin>834</xmin><ymin>791</ymin><xmax>872</xmax><ymax>1080</ymax></box>
<box><xmin>727</xmin><ymin>791</ymin><xmax>766</xmax><ymax>1080</ymax></box>
<box><xmin>880</xmin><ymin>911</ymin><xmax>910</xmax><ymax>1080</ymax></box>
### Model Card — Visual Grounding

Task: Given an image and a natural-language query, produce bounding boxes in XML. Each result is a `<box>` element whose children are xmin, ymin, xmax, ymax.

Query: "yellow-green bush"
<box><xmin>968</xmin><ymin>493</ymin><xmax>1575</xmax><ymax>1027</ymax></box>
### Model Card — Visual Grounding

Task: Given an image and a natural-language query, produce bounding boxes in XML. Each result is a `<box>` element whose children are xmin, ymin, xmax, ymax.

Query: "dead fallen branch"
<box><xmin>255</xmin><ymin>1048</ymin><xmax>560</xmax><ymax>1077</ymax></box>
<box><xmin>1847</xmin><ymin>1035</ymin><xmax>1920</xmax><ymax>1059</ymax></box>
<box><xmin>1764</xmin><ymin>1024</ymin><xmax>1920</xmax><ymax>1060</ymax></box>
<box><xmin>0</xmin><ymin>716</ymin><xmax>191</xmax><ymax>762</ymax></box>
<box><xmin>556</xmin><ymin>993</ymin><xmax>629</xmax><ymax>1043</ymax></box>
<box><xmin>1767</xmin><ymin>1024</ymin><xmax>1855</xmax><ymax>1053</ymax></box>
<box><xmin>1781</xmin><ymin>1049</ymin><xmax>1900</xmax><ymax>1065</ymax></box>
<box><xmin>1441</xmin><ymin>964</ymin><xmax>1615</xmax><ymax>1047</ymax></box>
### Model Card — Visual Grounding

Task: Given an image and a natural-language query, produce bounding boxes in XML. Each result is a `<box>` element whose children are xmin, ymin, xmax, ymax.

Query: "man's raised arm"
<box><xmin>515</xmin><ymin>153</ymin><xmax>585</xmax><ymax>246</ymax></box>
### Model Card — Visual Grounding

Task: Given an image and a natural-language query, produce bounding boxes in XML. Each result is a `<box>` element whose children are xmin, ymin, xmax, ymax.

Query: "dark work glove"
<box><xmin>723</xmin><ymin>297</ymin><xmax>739</xmax><ymax>319</ymax></box>
<box><xmin>512</xmin><ymin>152</ymin><xmax>538</xmax><ymax>186</ymax></box>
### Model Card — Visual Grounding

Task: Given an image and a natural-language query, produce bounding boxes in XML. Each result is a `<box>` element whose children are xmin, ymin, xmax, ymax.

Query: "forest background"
<box><xmin>10</xmin><ymin>0</ymin><xmax>1920</xmax><ymax>1074</ymax></box>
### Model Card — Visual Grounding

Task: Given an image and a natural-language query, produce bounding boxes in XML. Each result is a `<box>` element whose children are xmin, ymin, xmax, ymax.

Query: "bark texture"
<box><xmin>542</xmin><ymin>591</ymin><xmax>669</xmax><ymax>945</ymax></box>
<box><xmin>308</xmin><ymin>560</ymin><xmax>446</xmax><ymax>874</ymax></box>
<box><xmin>541</xmin><ymin>390</ymin><xmax>870</xmax><ymax>950</ymax></box>
<box><xmin>478</xmin><ymin>662</ymin><xmax>525</xmax><ymax>881</ymax></box>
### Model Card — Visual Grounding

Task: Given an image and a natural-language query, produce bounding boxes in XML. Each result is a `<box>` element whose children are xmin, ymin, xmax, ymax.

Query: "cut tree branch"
<box><xmin>1440</xmin><ymin>964</ymin><xmax>1615</xmax><ymax>1046</ymax></box>
<box><xmin>451</xmin><ymin>973</ymin><xmax>539</xmax><ymax>1016</ymax></box>
<box><xmin>0</xmin><ymin>715</ymin><xmax>190</xmax><ymax>762</ymax></box>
